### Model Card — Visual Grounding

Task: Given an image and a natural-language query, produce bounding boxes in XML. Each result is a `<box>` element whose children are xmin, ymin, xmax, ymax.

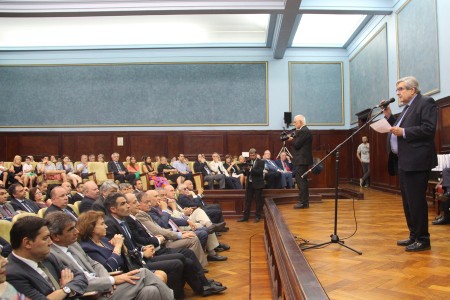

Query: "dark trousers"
<box><xmin>265</xmin><ymin>171</ymin><xmax>282</xmax><ymax>189</ymax></box>
<box><xmin>145</xmin><ymin>254</ymin><xmax>185</xmax><ymax>300</ymax></box>
<box><xmin>224</xmin><ymin>176</ymin><xmax>242</xmax><ymax>189</ymax></box>
<box><xmin>398</xmin><ymin>169</ymin><xmax>430</xmax><ymax>244</ymax></box>
<box><xmin>243</xmin><ymin>182</ymin><xmax>263</xmax><ymax>219</ymax></box>
<box><xmin>203</xmin><ymin>205</ymin><xmax>224</xmax><ymax>223</ymax></box>
<box><xmin>295</xmin><ymin>165</ymin><xmax>309</xmax><ymax>204</ymax></box>
<box><xmin>115</xmin><ymin>173</ymin><xmax>136</xmax><ymax>185</ymax></box>
<box><xmin>156</xmin><ymin>248</ymin><xmax>208</xmax><ymax>295</ymax></box>
<box><xmin>361</xmin><ymin>162</ymin><xmax>370</xmax><ymax>185</ymax></box>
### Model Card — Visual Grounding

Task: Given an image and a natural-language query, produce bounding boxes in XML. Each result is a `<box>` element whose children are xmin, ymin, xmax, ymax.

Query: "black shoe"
<box><xmin>206</xmin><ymin>224</ymin><xmax>216</xmax><ymax>234</ymax></box>
<box><xmin>220</xmin><ymin>226</ymin><xmax>230</xmax><ymax>232</ymax></box>
<box><xmin>432</xmin><ymin>216</ymin><xmax>450</xmax><ymax>225</ymax></box>
<box><xmin>213</xmin><ymin>222</ymin><xmax>226</xmax><ymax>232</ymax></box>
<box><xmin>237</xmin><ymin>218</ymin><xmax>249</xmax><ymax>222</ymax></box>
<box><xmin>405</xmin><ymin>241</ymin><xmax>431</xmax><ymax>252</ymax></box>
<box><xmin>215</xmin><ymin>232</ymin><xmax>222</xmax><ymax>237</ymax></box>
<box><xmin>293</xmin><ymin>203</ymin><xmax>309</xmax><ymax>209</ymax></box>
<box><xmin>208</xmin><ymin>279</ymin><xmax>223</xmax><ymax>286</ymax></box>
<box><xmin>215</xmin><ymin>243</ymin><xmax>230</xmax><ymax>251</ymax></box>
<box><xmin>201</xmin><ymin>284</ymin><xmax>227</xmax><ymax>296</ymax></box>
<box><xmin>254</xmin><ymin>217</ymin><xmax>261</xmax><ymax>223</ymax></box>
<box><xmin>207</xmin><ymin>254</ymin><xmax>228</xmax><ymax>261</ymax></box>
<box><xmin>397</xmin><ymin>238</ymin><xmax>415</xmax><ymax>246</ymax></box>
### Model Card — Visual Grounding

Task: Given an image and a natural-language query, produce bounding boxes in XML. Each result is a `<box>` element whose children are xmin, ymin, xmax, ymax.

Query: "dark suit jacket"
<box><xmin>79</xmin><ymin>238</ymin><xmax>124</xmax><ymax>272</ymax></box>
<box><xmin>193</xmin><ymin>161</ymin><xmax>212</xmax><ymax>177</ymax></box>
<box><xmin>104</xmin><ymin>215</ymin><xmax>143</xmax><ymax>251</ymax></box>
<box><xmin>44</xmin><ymin>204</ymin><xmax>78</xmax><ymax>219</ymax></box>
<box><xmin>177</xmin><ymin>194</ymin><xmax>203</xmax><ymax>208</ymax></box>
<box><xmin>79</xmin><ymin>196</ymin><xmax>96</xmax><ymax>214</ymax></box>
<box><xmin>245</xmin><ymin>158</ymin><xmax>265</xmax><ymax>189</ymax></box>
<box><xmin>275</xmin><ymin>159</ymin><xmax>294</xmax><ymax>172</ymax></box>
<box><xmin>0</xmin><ymin>202</ymin><xmax>18</xmax><ymax>218</ymax></box>
<box><xmin>107</xmin><ymin>161</ymin><xmax>129</xmax><ymax>175</ymax></box>
<box><xmin>291</xmin><ymin>126</ymin><xmax>313</xmax><ymax>166</ymax></box>
<box><xmin>6</xmin><ymin>252</ymin><xmax>88</xmax><ymax>300</ymax></box>
<box><xmin>72</xmin><ymin>193</ymin><xmax>84</xmax><ymax>203</ymax></box>
<box><xmin>387</xmin><ymin>94</ymin><xmax>438</xmax><ymax>175</ymax></box>
<box><xmin>0</xmin><ymin>236</ymin><xmax>11</xmax><ymax>257</ymax></box>
<box><xmin>125</xmin><ymin>216</ymin><xmax>160</xmax><ymax>248</ymax></box>
<box><xmin>148</xmin><ymin>208</ymin><xmax>173</xmax><ymax>230</ymax></box>
<box><xmin>9</xmin><ymin>198</ymin><xmax>40</xmax><ymax>213</ymax></box>
<box><xmin>91</xmin><ymin>197</ymin><xmax>106</xmax><ymax>214</ymax></box>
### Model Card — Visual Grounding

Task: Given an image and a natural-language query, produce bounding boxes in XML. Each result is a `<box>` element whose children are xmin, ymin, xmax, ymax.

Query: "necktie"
<box><xmin>283</xmin><ymin>161</ymin><xmax>291</xmax><ymax>171</ymax></box>
<box><xmin>120</xmin><ymin>222</ymin><xmax>136</xmax><ymax>249</ymax></box>
<box><xmin>63</xmin><ymin>208</ymin><xmax>78</xmax><ymax>221</ymax></box>
<box><xmin>38</xmin><ymin>262</ymin><xmax>60</xmax><ymax>290</ymax></box>
<box><xmin>115</xmin><ymin>162</ymin><xmax>122</xmax><ymax>172</ymax></box>
<box><xmin>204</xmin><ymin>165</ymin><xmax>211</xmax><ymax>175</ymax></box>
<box><xmin>168</xmin><ymin>219</ymin><xmax>182</xmax><ymax>232</ymax></box>
<box><xmin>21</xmin><ymin>200</ymin><xmax>34</xmax><ymax>213</ymax></box>
<box><xmin>1</xmin><ymin>205</ymin><xmax>13</xmax><ymax>217</ymax></box>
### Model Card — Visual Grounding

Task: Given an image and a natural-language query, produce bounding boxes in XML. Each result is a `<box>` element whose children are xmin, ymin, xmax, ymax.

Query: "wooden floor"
<box><xmin>281</xmin><ymin>185</ymin><xmax>450</xmax><ymax>300</ymax></box>
<box><xmin>186</xmin><ymin>184</ymin><xmax>450</xmax><ymax>300</ymax></box>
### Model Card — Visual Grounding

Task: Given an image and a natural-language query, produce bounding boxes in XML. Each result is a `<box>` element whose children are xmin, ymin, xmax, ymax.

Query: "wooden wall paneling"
<box><xmin>0</xmin><ymin>135</ymin><xmax>6</xmax><ymax>160</ymax></box>
<box><xmin>128</xmin><ymin>134</ymin><xmax>168</xmax><ymax>161</ymax></box>
<box><xmin>5</xmin><ymin>136</ymin><xmax>19</xmax><ymax>160</ymax></box>
<box><xmin>184</xmin><ymin>133</ymin><xmax>225</xmax><ymax>159</ymax></box>
<box><xmin>19</xmin><ymin>134</ymin><xmax>60</xmax><ymax>159</ymax></box>
<box><xmin>71</xmin><ymin>134</ymin><xmax>113</xmax><ymax>161</ymax></box>
<box><xmin>438</xmin><ymin>97</ymin><xmax>450</xmax><ymax>153</ymax></box>
<box><xmin>239</xmin><ymin>132</ymin><xmax>270</xmax><ymax>156</ymax></box>
<box><xmin>225</xmin><ymin>133</ymin><xmax>242</xmax><ymax>157</ymax></box>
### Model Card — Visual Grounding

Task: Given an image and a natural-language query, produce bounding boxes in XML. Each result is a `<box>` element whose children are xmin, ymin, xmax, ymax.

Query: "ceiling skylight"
<box><xmin>0</xmin><ymin>14</ymin><xmax>270</xmax><ymax>48</ymax></box>
<box><xmin>292</xmin><ymin>14</ymin><xmax>367</xmax><ymax>47</ymax></box>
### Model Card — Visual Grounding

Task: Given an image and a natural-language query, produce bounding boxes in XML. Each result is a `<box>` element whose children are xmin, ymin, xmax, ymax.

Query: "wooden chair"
<box><xmin>68</xmin><ymin>204</ymin><xmax>78</xmax><ymax>216</ymax></box>
<box><xmin>73</xmin><ymin>201</ymin><xmax>81</xmax><ymax>215</ymax></box>
<box><xmin>0</xmin><ymin>220</ymin><xmax>12</xmax><ymax>243</ymax></box>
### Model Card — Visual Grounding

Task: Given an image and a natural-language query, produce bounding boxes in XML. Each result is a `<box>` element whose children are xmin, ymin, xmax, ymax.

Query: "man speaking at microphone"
<box><xmin>383</xmin><ymin>76</ymin><xmax>437</xmax><ymax>252</ymax></box>
<box><xmin>288</xmin><ymin>115</ymin><xmax>313</xmax><ymax>209</ymax></box>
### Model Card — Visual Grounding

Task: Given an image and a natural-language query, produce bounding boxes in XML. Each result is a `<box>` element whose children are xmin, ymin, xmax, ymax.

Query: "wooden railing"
<box><xmin>263</xmin><ymin>197</ymin><xmax>328</xmax><ymax>300</ymax></box>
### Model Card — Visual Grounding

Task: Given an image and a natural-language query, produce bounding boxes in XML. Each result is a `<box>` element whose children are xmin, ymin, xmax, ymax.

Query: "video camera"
<box><xmin>280</xmin><ymin>128</ymin><xmax>296</xmax><ymax>141</ymax></box>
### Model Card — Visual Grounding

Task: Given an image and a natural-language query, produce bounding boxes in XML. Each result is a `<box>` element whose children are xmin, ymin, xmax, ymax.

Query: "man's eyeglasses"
<box><xmin>396</xmin><ymin>87</ymin><xmax>410</xmax><ymax>92</ymax></box>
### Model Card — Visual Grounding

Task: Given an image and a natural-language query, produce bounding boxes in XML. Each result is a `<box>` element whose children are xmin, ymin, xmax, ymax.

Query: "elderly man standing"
<box><xmin>288</xmin><ymin>115</ymin><xmax>313</xmax><ymax>209</ymax></box>
<box><xmin>107</xmin><ymin>152</ymin><xmax>135</xmax><ymax>186</ymax></box>
<box><xmin>383</xmin><ymin>76</ymin><xmax>437</xmax><ymax>252</ymax></box>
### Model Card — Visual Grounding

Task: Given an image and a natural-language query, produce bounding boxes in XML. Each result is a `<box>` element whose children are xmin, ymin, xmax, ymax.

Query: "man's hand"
<box><xmin>159</xmin><ymin>200</ymin><xmax>168</xmax><ymax>210</ymax></box>
<box><xmin>59</xmin><ymin>268</ymin><xmax>74</xmax><ymax>287</ymax></box>
<box><xmin>114</xmin><ymin>269</ymin><xmax>140</xmax><ymax>285</ymax></box>
<box><xmin>142</xmin><ymin>246</ymin><xmax>155</xmax><ymax>258</ymax></box>
<box><xmin>187</xmin><ymin>220</ymin><xmax>196</xmax><ymax>231</ymax></box>
<box><xmin>183</xmin><ymin>207</ymin><xmax>193</xmax><ymax>216</ymax></box>
<box><xmin>390</xmin><ymin>126</ymin><xmax>404</xmax><ymax>137</ymax></box>
<box><xmin>381</xmin><ymin>100</ymin><xmax>392</xmax><ymax>118</ymax></box>
<box><xmin>181</xmin><ymin>232</ymin><xmax>196</xmax><ymax>239</ymax></box>
<box><xmin>288</xmin><ymin>136</ymin><xmax>294</xmax><ymax>141</ymax></box>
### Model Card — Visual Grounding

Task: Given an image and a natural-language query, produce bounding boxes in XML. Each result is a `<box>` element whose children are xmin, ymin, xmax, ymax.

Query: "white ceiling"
<box><xmin>0</xmin><ymin>0</ymin><xmax>394</xmax><ymax>57</ymax></box>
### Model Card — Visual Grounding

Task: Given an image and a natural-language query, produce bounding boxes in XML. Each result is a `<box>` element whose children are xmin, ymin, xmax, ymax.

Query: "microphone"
<box><xmin>373</xmin><ymin>98</ymin><xmax>395</xmax><ymax>109</ymax></box>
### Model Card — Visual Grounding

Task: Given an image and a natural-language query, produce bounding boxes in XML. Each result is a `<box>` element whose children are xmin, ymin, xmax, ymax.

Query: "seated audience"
<box><xmin>37</xmin><ymin>155</ymin><xmax>67</xmax><ymax>183</ymax></box>
<box><xmin>0</xmin><ymin>185</ymin><xmax>17</xmax><ymax>218</ymax></box>
<box><xmin>209</xmin><ymin>153</ymin><xmax>242</xmax><ymax>189</ymax></box>
<box><xmin>275</xmin><ymin>151</ymin><xmax>295</xmax><ymax>189</ymax></box>
<box><xmin>172</xmin><ymin>154</ymin><xmax>193</xmax><ymax>181</ymax></box>
<box><xmin>136</xmin><ymin>191</ymin><xmax>208</xmax><ymax>267</ymax></box>
<box><xmin>22</xmin><ymin>156</ymin><xmax>37</xmax><ymax>189</ymax></box>
<box><xmin>119</xmin><ymin>183</ymin><xmax>133</xmax><ymax>194</ymax></box>
<box><xmin>76</xmin><ymin>154</ymin><xmax>90</xmax><ymax>180</ymax></box>
<box><xmin>97</xmin><ymin>154</ymin><xmax>105</xmax><ymax>163</ymax></box>
<box><xmin>126</xmin><ymin>156</ymin><xmax>141</xmax><ymax>180</ymax></box>
<box><xmin>72</xmin><ymin>182</ymin><xmax>84</xmax><ymax>203</ymax></box>
<box><xmin>88</xmin><ymin>154</ymin><xmax>96</xmax><ymax>162</ymax></box>
<box><xmin>37</xmin><ymin>181</ymin><xmax>49</xmax><ymax>201</ymax></box>
<box><xmin>223</xmin><ymin>154</ymin><xmax>245</xmax><ymax>187</ymax></box>
<box><xmin>107</xmin><ymin>153</ymin><xmax>135</xmax><ymax>186</ymax></box>
<box><xmin>28</xmin><ymin>187</ymin><xmax>47</xmax><ymax>209</ymax></box>
<box><xmin>193</xmin><ymin>154</ymin><xmax>225</xmax><ymax>190</ymax></box>
<box><xmin>433</xmin><ymin>168</ymin><xmax>450</xmax><ymax>225</ymax></box>
<box><xmin>142</xmin><ymin>156</ymin><xmax>169</xmax><ymax>188</ymax></box>
<box><xmin>60</xmin><ymin>181</ymin><xmax>75</xmax><ymax>205</ymax></box>
<box><xmin>6</xmin><ymin>216</ymin><xmax>88</xmax><ymax>299</ymax></box>
<box><xmin>8</xmin><ymin>183</ymin><xmax>39</xmax><ymax>213</ymax></box>
<box><xmin>0</xmin><ymin>252</ymin><xmax>27</xmax><ymax>298</ymax></box>
<box><xmin>92</xmin><ymin>181</ymin><xmax>118</xmax><ymax>214</ymax></box>
<box><xmin>50</xmin><ymin>155</ymin><xmax>58</xmax><ymax>165</ymax></box>
<box><xmin>0</xmin><ymin>237</ymin><xmax>12</xmax><ymax>258</ymax></box>
<box><xmin>179</xmin><ymin>180</ymin><xmax>225</xmax><ymax>226</ymax></box>
<box><xmin>133</xmin><ymin>179</ymin><xmax>144</xmax><ymax>194</ymax></box>
<box><xmin>44</xmin><ymin>186</ymin><xmax>78</xmax><ymax>220</ymax></box>
<box><xmin>79</xmin><ymin>181</ymin><xmax>100</xmax><ymax>214</ymax></box>
<box><xmin>262</xmin><ymin>150</ymin><xmax>282</xmax><ymax>189</ymax></box>
<box><xmin>7</xmin><ymin>155</ymin><xmax>24</xmax><ymax>186</ymax></box>
<box><xmin>46</xmin><ymin>212</ymin><xmax>173</xmax><ymax>299</ymax></box>
<box><xmin>0</xmin><ymin>161</ymin><xmax>6</xmax><ymax>187</ymax></box>
<box><xmin>157</xmin><ymin>156</ymin><xmax>184</xmax><ymax>185</ymax></box>
<box><xmin>57</xmin><ymin>156</ymin><xmax>82</xmax><ymax>188</ymax></box>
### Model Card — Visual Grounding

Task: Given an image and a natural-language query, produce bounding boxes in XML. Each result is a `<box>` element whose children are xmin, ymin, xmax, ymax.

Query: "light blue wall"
<box><xmin>1</xmin><ymin>0</ymin><xmax>448</xmax><ymax>131</ymax></box>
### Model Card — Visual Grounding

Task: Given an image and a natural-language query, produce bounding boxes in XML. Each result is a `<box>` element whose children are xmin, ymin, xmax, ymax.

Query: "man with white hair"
<box><xmin>288</xmin><ymin>115</ymin><xmax>313</xmax><ymax>209</ymax></box>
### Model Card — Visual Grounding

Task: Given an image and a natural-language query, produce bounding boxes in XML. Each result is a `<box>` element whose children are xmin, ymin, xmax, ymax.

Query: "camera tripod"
<box><xmin>276</xmin><ymin>141</ymin><xmax>292</xmax><ymax>159</ymax></box>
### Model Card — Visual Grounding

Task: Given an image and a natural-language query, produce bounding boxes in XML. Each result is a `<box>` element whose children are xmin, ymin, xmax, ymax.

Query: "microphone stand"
<box><xmin>300</xmin><ymin>107</ymin><xmax>385</xmax><ymax>255</ymax></box>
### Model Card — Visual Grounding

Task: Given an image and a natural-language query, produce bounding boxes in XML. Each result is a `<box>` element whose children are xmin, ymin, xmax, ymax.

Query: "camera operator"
<box><xmin>237</xmin><ymin>148</ymin><xmax>265</xmax><ymax>223</ymax></box>
<box><xmin>288</xmin><ymin>115</ymin><xmax>313</xmax><ymax>209</ymax></box>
